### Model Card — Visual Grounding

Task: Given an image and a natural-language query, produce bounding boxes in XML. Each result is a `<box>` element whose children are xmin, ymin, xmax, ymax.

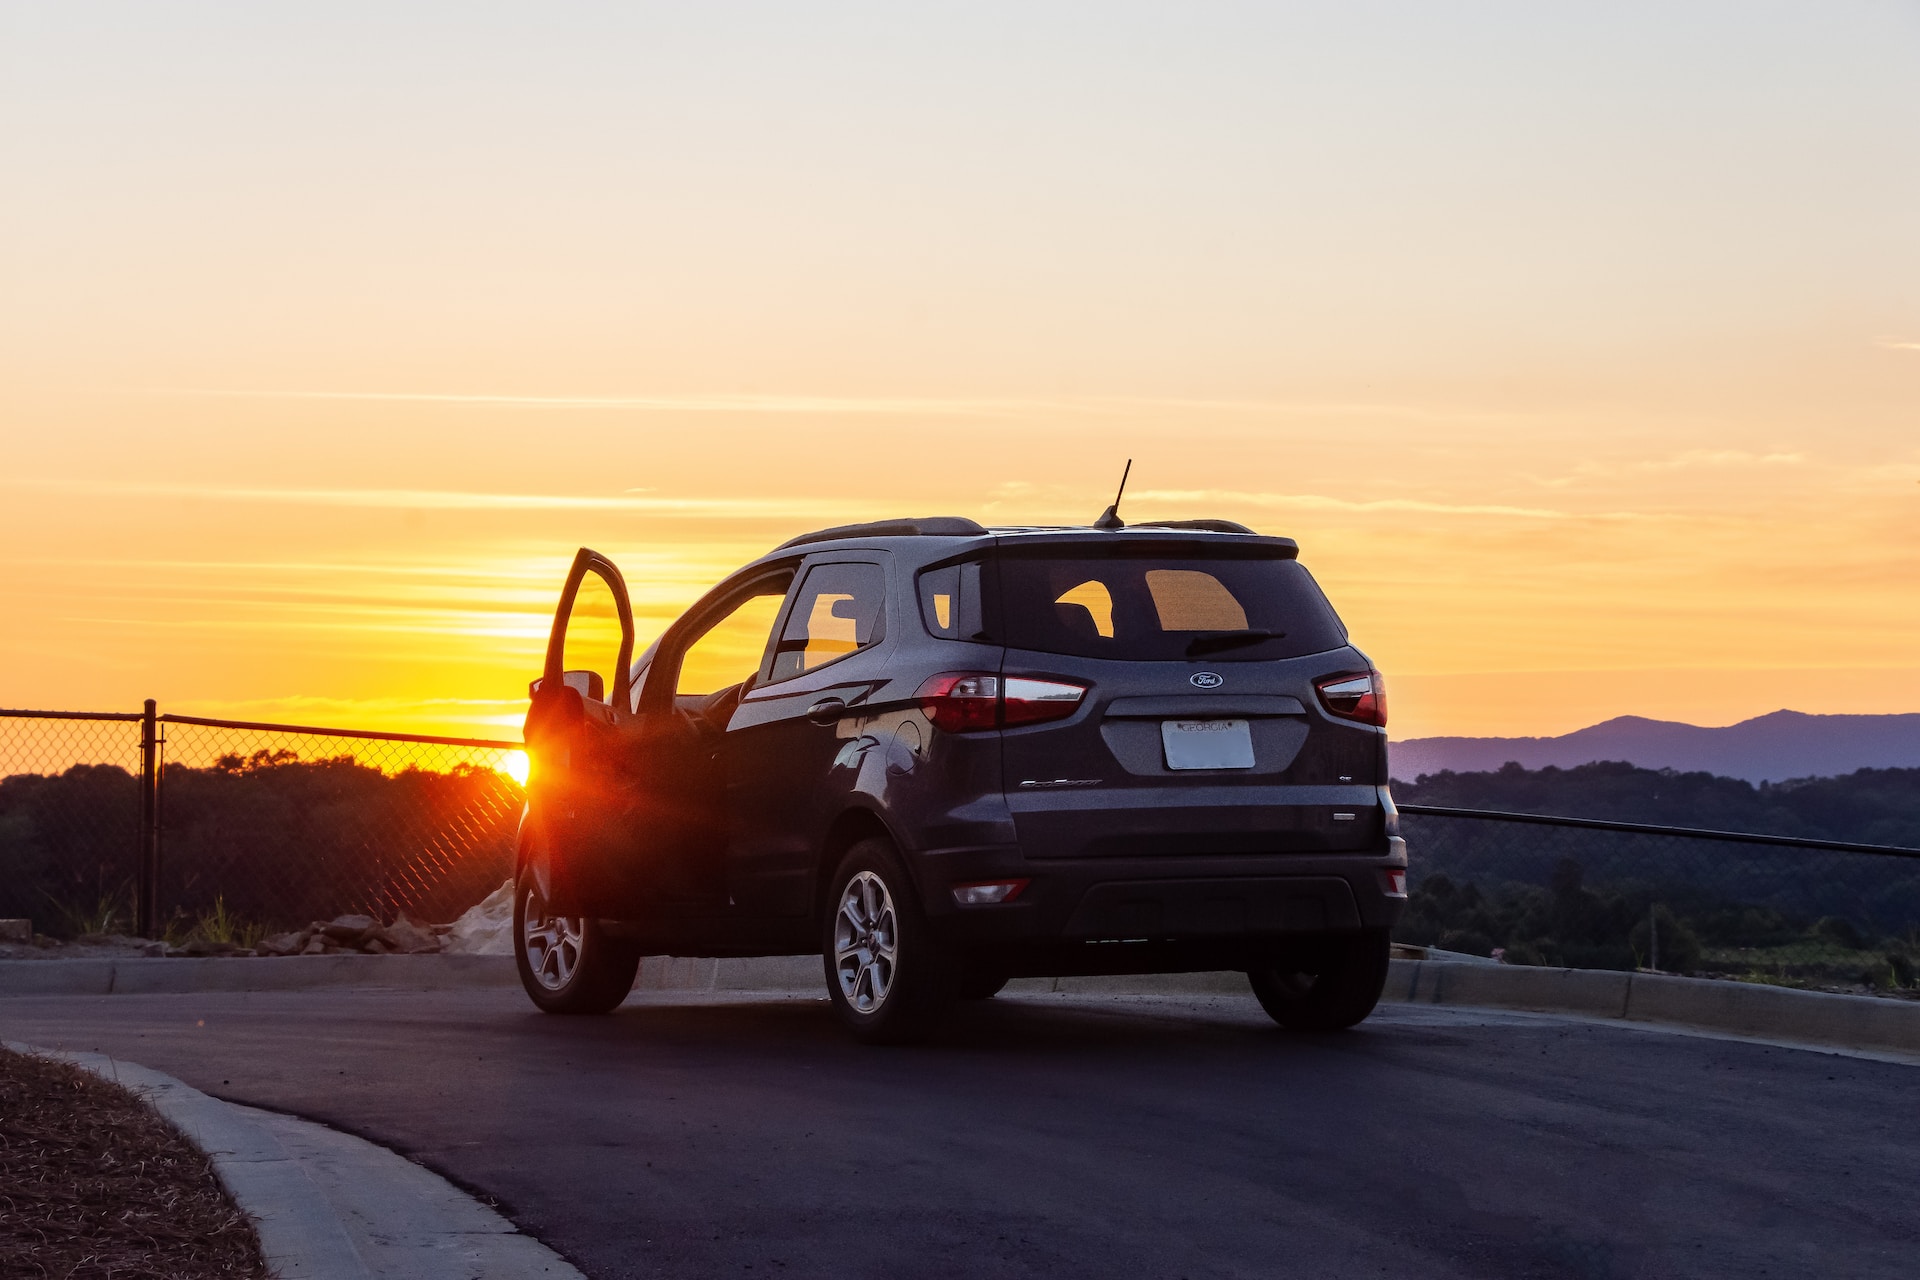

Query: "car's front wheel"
<box><xmin>514</xmin><ymin>856</ymin><xmax>640</xmax><ymax>1014</ymax></box>
<box><xmin>1246</xmin><ymin>929</ymin><xmax>1391</xmax><ymax>1031</ymax></box>
<box><xmin>822</xmin><ymin>838</ymin><xmax>956</xmax><ymax>1043</ymax></box>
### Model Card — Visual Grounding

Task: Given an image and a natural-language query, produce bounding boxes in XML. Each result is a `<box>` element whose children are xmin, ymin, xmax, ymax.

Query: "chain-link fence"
<box><xmin>0</xmin><ymin>710</ymin><xmax>147</xmax><ymax>936</ymax></box>
<box><xmin>0</xmin><ymin>706</ymin><xmax>524</xmax><ymax>942</ymax></box>
<box><xmin>1398</xmin><ymin>806</ymin><xmax>1920</xmax><ymax>994</ymax></box>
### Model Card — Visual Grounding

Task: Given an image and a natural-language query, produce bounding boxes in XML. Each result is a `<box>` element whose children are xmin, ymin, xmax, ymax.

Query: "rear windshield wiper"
<box><xmin>1185</xmin><ymin>629</ymin><xmax>1282</xmax><ymax>657</ymax></box>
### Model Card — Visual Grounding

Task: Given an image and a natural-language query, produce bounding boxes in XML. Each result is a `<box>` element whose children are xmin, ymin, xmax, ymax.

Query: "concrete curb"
<box><xmin>7</xmin><ymin>952</ymin><xmax>1918</xmax><ymax>1057</ymax></box>
<box><xmin>1388</xmin><ymin>959</ymin><xmax>1920</xmax><ymax>1057</ymax></box>
<box><xmin>1391</xmin><ymin>958</ymin><xmax>1634</xmax><ymax>1020</ymax></box>
<box><xmin>7</xmin><ymin>1042</ymin><xmax>584</xmax><ymax>1280</ymax></box>
<box><xmin>0</xmin><ymin>953</ymin><xmax>522</xmax><ymax>996</ymax></box>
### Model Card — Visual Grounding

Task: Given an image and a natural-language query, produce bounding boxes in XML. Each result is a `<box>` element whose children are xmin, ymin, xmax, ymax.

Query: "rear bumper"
<box><xmin>913</xmin><ymin>837</ymin><xmax>1407</xmax><ymax>975</ymax></box>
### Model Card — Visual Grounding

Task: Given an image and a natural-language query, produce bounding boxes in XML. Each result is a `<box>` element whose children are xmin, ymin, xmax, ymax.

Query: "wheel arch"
<box><xmin>813</xmin><ymin>803</ymin><xmax>913</xmax><ymax>917</ymax></box>
<box><xmin>513</xmin><ymin>803</ymin><xmax>533</xmax><ymax>874</ymax></box>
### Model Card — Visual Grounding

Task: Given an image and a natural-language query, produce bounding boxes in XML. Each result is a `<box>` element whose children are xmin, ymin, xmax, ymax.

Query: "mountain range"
<box><xmin>1389</xmin><ymin>710</ymin><xmax>1920</xmax><ymax>784</ymax></box>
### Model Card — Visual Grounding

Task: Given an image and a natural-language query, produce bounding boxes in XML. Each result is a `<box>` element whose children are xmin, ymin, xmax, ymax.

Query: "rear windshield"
<box><xmin>980</xmin><ymin>549</ymin><xmax>1347</xmax><ymax>661</ymax></box>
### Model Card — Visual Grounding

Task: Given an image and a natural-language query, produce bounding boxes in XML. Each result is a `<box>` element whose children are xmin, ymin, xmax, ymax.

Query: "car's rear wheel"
<box><xmin>823</xmin><ymin>838</ymin><xmax>956</xmax><ymax>1043</ymax></box>
<box><xmin>1246</xmin><ymin>929</ymin><xmax>1391</xmax><ymax>1031</ymax></box>
<box><xmin>514</xmin><ymin>856</ymin><xmax>640</xmax><ymax>1014</ymax></box>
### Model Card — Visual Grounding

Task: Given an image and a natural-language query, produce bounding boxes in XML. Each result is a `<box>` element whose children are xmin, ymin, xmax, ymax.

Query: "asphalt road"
<box><xmin>4</xmin><ymin>987</ymin><xmax>1915</xmax><ymax>1279</ymax></box>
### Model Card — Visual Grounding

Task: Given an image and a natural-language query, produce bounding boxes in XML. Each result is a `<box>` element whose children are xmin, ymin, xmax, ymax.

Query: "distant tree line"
<box><xmin>1392</xmin><ymin>762</ymin><xmax>1920</xmax><ymax>985</ymax></box>
<box><xmin>1392</xmin><ymin>758</ymin><xmax>1920</xmax><ymax>846</ymax></box>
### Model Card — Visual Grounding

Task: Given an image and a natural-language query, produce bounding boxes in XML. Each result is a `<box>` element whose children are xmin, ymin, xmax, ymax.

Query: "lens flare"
<box><xmin>503</xmin><ymin>750</ymin><xmax>531</xmax><ymax>787</ymax></box>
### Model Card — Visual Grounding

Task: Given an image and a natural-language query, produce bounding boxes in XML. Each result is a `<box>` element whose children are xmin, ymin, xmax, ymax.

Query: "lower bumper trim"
<box><xmin>1063</xmin><ymin>875</ymin><xmax>1361</xmax><ymax>940</ymax></box>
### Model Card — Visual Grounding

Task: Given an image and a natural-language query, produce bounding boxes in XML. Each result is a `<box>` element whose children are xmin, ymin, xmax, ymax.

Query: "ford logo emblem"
<box><xmin>1190</xmin><ymin>671</ymin><xmax>1224</xmax><ymax>689</ymax></box>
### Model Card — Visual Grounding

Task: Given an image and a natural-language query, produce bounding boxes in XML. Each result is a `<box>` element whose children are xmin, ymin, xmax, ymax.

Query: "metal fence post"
<box><xmin>137</xmin><ymin>699</ymin><xmax>160</xmax><ymax>937</ymax></box>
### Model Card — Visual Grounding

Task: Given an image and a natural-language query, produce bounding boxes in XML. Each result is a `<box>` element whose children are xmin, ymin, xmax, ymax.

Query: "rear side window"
<box><xmin>768</xmin><ymin>561</ymin><xmax>887</xmax><ymax>681</ymax></box>
<box><xmin>993</xmin><ymin>552</ymin><xmax>1346</xmax><ymax>661</ymax></box>
<box><xmin>917</xmin><ymin>560</ymin><xmax>986</xmax><ymax>640</ymax></box>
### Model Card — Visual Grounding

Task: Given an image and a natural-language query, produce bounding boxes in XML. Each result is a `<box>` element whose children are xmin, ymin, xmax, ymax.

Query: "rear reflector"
<box><xmin>916</xmin><ymin>672</ymin><xmax>1087</xmax><ymax>733</ymax></box>
<box><xmin>1315</xmin><ymin>670</ymin><xmax>1387</xmax><ymax>728</ymax></box>
<box><xmin>1382</xmin><ymin>869</ymin><xmax>1408</xmax><ymax>896</ymax></box>
<box><xmin>952</xmin><ymin>879</ymin><xmax>1029</xmax><ymax>906</ymax></box>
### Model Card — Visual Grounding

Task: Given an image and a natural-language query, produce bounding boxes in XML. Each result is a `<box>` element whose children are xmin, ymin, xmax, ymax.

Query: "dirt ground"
<box><xmin>0</xmin><ymin>1046</ymin><xmax>268</xmax><ymax>1280</ymax></box>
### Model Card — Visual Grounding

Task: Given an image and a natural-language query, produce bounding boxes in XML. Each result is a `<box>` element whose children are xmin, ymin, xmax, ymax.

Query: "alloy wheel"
<box><xmin>833</xmin><ymin>870</ymin><xmax>898</xmax><ymax>1013</ymax></box>
<box><xmin>522</xmin><ymin>883</ymin><xmax>584</xmax><ymax>992</ymax></box>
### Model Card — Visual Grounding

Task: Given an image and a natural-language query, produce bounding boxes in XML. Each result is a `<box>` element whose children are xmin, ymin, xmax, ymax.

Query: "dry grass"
<box><xmin>0</xmin><ymin>1047</ymin><xmax>270</xmax><ymax>1280</ymax></box>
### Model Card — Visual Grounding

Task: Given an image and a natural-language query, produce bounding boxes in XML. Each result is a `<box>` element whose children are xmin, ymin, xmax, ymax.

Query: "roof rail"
<box><xmin>774</xmin><ymin>516</ymin><xmax>988</xmax><ymax>551</ymax></box>
<box><xmin>1132</xmin><ymin>519</ymin><xmax>1257</xmax><ymax>535</ymax></box>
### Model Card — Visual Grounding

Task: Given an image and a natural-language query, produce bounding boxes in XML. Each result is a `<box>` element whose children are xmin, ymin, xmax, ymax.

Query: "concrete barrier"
<box><xmin>1623</xmin><ymin>971</ymin><xmax>1920</xmax><ymax>1054</ymax></box>
<box><xmin>1396</xmin><ymin>959</ymin><xmax>1632</xmax><ymax>1019</ymax></box>
<box><xmin>634</xmin><ymin>954</ymin><xmax>818</xmax><ymax>991</ymax></box>
<box><xmin>1389</xmin><ymin>959</ymin><xmax>1920</xmax><ymax>1057</ymax></box>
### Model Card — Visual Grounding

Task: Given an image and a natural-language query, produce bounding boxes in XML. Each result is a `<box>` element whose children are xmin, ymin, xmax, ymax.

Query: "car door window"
<box><xmin>768</xmin><ymin>562</ymin><xmax>886</xmax><ymax>682</ymax></box>
<box><xmin>675</xmin><ymin>589</ymin><xmax>789</xmax><ymax>697</ymax></box>
<box><xmin>559</xmin><ymin>570</ymin><xmax>626</xmax><ymax>703</ymax></box>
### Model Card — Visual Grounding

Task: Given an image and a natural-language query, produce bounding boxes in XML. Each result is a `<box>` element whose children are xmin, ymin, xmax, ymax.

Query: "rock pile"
<box><xmin>440</xmin><ymin>879</ymin><xmax>515</xmax><ymax>956</ymax></box>
<box><xmin>253</xmin><ymin>912</ymin><xmax>448</xmax><ymax>957</ymax></box>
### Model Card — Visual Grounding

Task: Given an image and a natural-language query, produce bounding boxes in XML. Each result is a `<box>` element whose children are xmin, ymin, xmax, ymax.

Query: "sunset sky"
<box><xmin>3</xmin><ymin>2</ymin><xmax>1916</xmax><ymax>741</ymax></box>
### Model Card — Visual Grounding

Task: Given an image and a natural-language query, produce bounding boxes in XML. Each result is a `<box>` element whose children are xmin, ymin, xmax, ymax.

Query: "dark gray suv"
<box><xmin>517</xmin><ymin>516</ymin><xmax>1407</xmax><ymax>1041</ymax></box>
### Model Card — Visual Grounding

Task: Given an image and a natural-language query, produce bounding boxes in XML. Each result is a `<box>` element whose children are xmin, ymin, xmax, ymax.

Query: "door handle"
<box><xmin>806</xmin><ymin>698</ymin><xmax>848</xmax><ymax>726</ymax></box>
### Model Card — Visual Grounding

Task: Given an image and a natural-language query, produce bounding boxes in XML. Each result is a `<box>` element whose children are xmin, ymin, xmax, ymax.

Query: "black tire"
<box><xmin>957</xmin><ymin>968</ymin><xmax>1009</xmax><ymax>1000</ymax></box>
<box><xmin>821</xmin><ymin>838</ymin><xmax>957</xmax><ymax>1043</ymax></box>
<box><xmin>514</xmin><ymin>857</ymin><xmax>640</xmax><ymax>1015</ymax></box>
<box><xmin>1246</xmin><ymin>929</ymin><xmax>1391</xmax><ymax>1031</ymax></box>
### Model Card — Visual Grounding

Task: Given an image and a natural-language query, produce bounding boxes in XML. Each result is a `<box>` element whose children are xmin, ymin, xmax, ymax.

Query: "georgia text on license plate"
<box><xmin>1161</xmin><ymin>719</ymin><xmax>1255</xmax><ymax>770</ymax></box>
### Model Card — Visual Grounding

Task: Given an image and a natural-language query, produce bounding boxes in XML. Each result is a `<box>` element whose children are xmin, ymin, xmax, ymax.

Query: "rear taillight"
<box><xmin>916</xmin><ymin>673</ymin><xmax>1002</xmax><ymax>733</ymax></box>
<box><xmin>916</xmin><ymin>672</ymin><xmax>1087</xmax><ymax>733</ymax></box>
<box><xmin>1315</xmin><ymin>670</ymin><xmax>1387</xmax><ymax>727</ymax></box>
<box><xmin>1002</xmin><ymin>676</ymin><xmax>1088</xmax><ymax>727</ymax></box>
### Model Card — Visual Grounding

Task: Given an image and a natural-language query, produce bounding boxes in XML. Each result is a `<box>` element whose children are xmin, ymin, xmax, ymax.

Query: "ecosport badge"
<box><xmin>1190</xmin><ymin>671</ymin><xmax>1224</xmax><ymax>689</ymax></box>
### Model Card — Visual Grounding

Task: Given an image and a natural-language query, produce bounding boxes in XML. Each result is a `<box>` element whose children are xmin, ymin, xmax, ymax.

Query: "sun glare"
<box><xmin>503</xmin><ymin>750</ymin><xmax>531</xmax><ymax>787</ymax></box>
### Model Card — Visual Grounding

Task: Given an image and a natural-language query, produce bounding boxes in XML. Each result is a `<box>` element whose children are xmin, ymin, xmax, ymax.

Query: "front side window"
<box><xmin>769</xmin><ymin>561</ymin><xmax>887</xmax><ymax>681</ymax></box>
<box><xmin>675</xmin><ymin>587</ymin><xmax>790</xmax><ymax>696</ymax></box>
<box><xmin>1143</xmin><ymin>569</ymin><xmax>1248</xmax><ymax>631</ymax></box>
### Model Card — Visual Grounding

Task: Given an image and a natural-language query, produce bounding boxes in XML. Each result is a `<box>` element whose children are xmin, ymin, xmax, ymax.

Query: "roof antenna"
<box><xmin>1092</xmin><ymin>459</ymin><xmax>1132</xmax><ymax>530</ymax></box>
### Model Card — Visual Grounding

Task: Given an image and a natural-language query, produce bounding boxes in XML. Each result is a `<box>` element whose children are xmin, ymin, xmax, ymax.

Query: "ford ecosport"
<box><xmin>516</xmin><ymin>516</ymin><xmax>1407</xmax><ymax>1041</ymax></box>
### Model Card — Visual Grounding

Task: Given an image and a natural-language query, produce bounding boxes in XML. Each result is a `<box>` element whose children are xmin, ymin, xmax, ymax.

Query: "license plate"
<box><xmin>1161</xmin><ymin>719</ymin><xmax>1255</xmax><ymax>770</ymax></box>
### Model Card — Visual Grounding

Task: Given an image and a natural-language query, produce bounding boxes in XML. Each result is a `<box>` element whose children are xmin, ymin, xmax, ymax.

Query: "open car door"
<box><xmin>523</xmin><ymin>548</ymin><xmax>722</xmax><ymax>918</ymax></box>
